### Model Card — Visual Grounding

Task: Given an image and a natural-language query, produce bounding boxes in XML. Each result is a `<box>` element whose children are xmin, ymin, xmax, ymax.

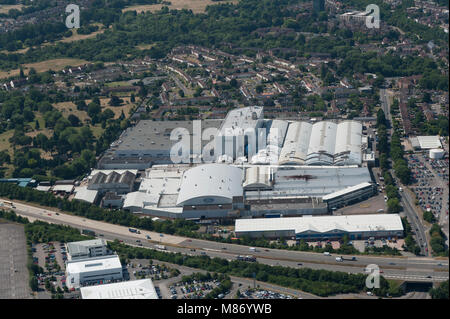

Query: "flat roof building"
<box><xmin>66</xmin><ymin>255</ymin><xmax>123</xmax><ymax>289</ymax></box>
<box><xmin>415</xmin><ymin>136</ymin><xmax>442</xmax><ymax>149</ymax></box>
<box><xmin>235</xmin><ymin>214</ymin><xmax>404</xmax><ymax>240</ymax></box>
<box><xmin>216</xmin><ymin>106</ymin><xmax>264</xmax><ymax>161</ymax></box>
<box><xmin>80</xmin><ymin>279</ymin><xmax>158</xmax><ymax>299</ymax></box>
<box><xmin>123</xmin><ymin>164</ymin><xmax>372</xmax><ymax>219</ymax></box>
<box><xmin>74</xmin><ymin>186</ymin><xmax>99</xmax><ymax>204</ymax></box>
<box><xmin>244</xmin><ymin>166</ymin><xmax>372</xmax><ymax>200</ymax></box>
<box><xmin>98</xmin><ymin>119</ymin><xmax>222</xmax><ymax>169</ymax></box>
<box><xmin>66</xmin><ymin>239</ymin><xmax>111</xmax><ymax>261</ymax></box>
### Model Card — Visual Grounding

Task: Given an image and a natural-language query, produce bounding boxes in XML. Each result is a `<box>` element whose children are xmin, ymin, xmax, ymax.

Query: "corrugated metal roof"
<box><xmin>417</xmin><ymin>136</ymin><xmax>442</xmax><ymax>149</ymax></box>
<box><xmin>278</xmin><ymin>120</ymin><xmax>362</xmax><ymax>166</ymax></box>
<box><xmin>235</xmin><ymin>214</ymin><xmax>404</xmax><ymax>234</ymax></box>
<box><xmin>243</xmin><ymin>166</ymin><xmax>272</xmax><ymax>188</ymax></box>
<box><xmin>306</xmin><ymin>121</ymin><xmax>337</xmax><ymax>165</ymax></box>
<box><xmin>322</xmin><ymin>182</ymin><xmax>373</xmax><ymax>201</ymax></box>
<box><xmin>74</xmin><ymin>186</ymin><xmax>98</xmax><ymax>203</ymax></box>
<box><xmin>244</xmin><ymin>166</ymin><xmax>371</xmax><ymax>199</ymax></box>
<box><xmin>278</xmin><ymin>121</ymin><xmax>312</xmax><ymax>165</ymax></box>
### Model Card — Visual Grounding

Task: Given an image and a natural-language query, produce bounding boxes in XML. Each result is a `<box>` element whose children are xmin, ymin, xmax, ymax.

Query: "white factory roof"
<box><xmin>80</xmin><ymin>279</ymin><xmax>158</xmax><ymax>299</ymax></box>
<box><xmin>244</xmin><ymin>166</ymin><xmax>371</xmax><ymax>199</ymax></box>
<box><xmin>267</xmin><ymin>120</ymin><xmax>289</xmax><ymax>148</ymax></box>
<box><xmin>217</xmin><ymin>106</ymin><xmax>263</xmax><ymax>137</ymax></box>
<box><xmin>123</xmin><ymin>165</ymin><xmax>186</xmax><ymax>211</ymax></box>
<box><xmin>66</xmin><ymin>255</ymin><xmax>122</xmax><ymax>275</ymax></box>
<box><xmin>322</xmin><ymin>182</ymin><xmax>373</xmax><ymax>201</ymax></box>
<box><xmin>74</xmin><ymin>186</ymin><xmax>98</xmax><ymax>203</ymax></box>
<box><xmin>123</xmin><ymin>191</ymin><xmax>158</xmax><ymax>209</ymax></box>
<box><xmin>307</xmin><ymin>121</ymin><xmax>337</xmax><ymax>165</ymax></box>
<box><xmin>176</xmin><ymin>164</ymin><xmax>244</xmax><ymax>206</ymax></box>
<box><xmin>235</xmin><ymin>214</ymin><xmax>404</xmax><ymax>235</ymax></box>
<box><xmin>35</xmin><ymin>185</ymin><xmax>51</xmax><ymax>192</ymax></box>
<box><xmin>243</xmin><ymin>166</ymin><xmax>272</xmax><ymax>189</ymax></box>
<box><xmin>90</xmin><ymin>169</ymin><xmax>138</xmax><ymax>177</ymax></box>
<box><xmin>52</xmin><ymin>184</ymin><xmax>74</xmax><ymax>193</ymax></box>
<box><xmin>278</xmin><ymin>121</ymin><xmax>312</xmax><ymax>165</ymax></box>
<box><xmin>278</xmin><ymin>120</ymin><xmax>362</xmax><ymax>166</ymax></box>
<box><xmin>417</xmin><ymin>136</ymin><xmax>442</xmax><ymax>149</ymax></box>
<box><xmin>334</xmin><ymin>121</ymin><xmax>363</xmax><ymax>165</ymax></box>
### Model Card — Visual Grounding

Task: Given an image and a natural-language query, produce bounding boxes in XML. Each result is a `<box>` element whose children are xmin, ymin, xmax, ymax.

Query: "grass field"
<box><xmin>0</xmin><ymin>4</ymin><xmax>25</xmax><ymax>14</ymax></box>
<box><xmin>122</xmin><ymin>0</ymin><xmax>237</xmax><ymax>14</ymax></box>
<box><xmin>0</xmin><ymin>58</ymin><xmax>89</xmax><ymax>79</ymax></box>
<box><xmin>105</xmin><ymin>81</ymin><xmax>131</xmax><ymax>87</ymax></box>
<box><xmin>0</xmin><ymin>130</ymin><xmax>14</xmax><ymax>154</ymax></box>
<box><xmin>136</xmin><ymin>44</ymin><xmax>157</xmax><ymax>50</ymax></box>
<box><xmin>59</xmin><ymin>24</ymin><xmax>108</xmax><ymax>43</ymax></box>
<box><xmin>59</xmin><ymin>30</ymin><xmax>105</xmax><ymax>43</ymax></box>
<box><xmin>52</xmin><ymin>102</ymin><xmax>91</xmax><ymax>123</ymax></box>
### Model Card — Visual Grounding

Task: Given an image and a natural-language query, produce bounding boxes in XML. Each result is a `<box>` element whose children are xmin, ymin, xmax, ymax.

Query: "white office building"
<box><xmin>66</xmin><ymin>255</ymin><xmax>123</xmax><ymax>289</ymax></box>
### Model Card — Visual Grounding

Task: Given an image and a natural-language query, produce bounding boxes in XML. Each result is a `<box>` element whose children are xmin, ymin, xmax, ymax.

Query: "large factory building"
<box><xmin>234</xmin><ymin>214</ymin><xmax>404</xmax><ymax>240</ymax></box>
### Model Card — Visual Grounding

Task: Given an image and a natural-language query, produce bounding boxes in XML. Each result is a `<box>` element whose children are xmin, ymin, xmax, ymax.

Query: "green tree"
<box><xmin>429</xmin><ymin>280</ymin><xmax>449</xmax><ymax>299</ymax></box>
<box><xmin>387</xmin><ymin>198</ymin><xmax>401</xmax><ymax>213</ymax></box>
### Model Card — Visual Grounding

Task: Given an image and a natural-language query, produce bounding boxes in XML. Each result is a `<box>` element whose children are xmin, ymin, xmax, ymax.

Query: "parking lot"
<box><xmin>0</xmin><ymin>222</ymin><xmax>31</xmax><ymax>299</ymax></box>
<box><xmin>168</xmin><ymin>277</ymin><xmax>223</xmax><ymax>299</ymax></box>
<box><xmin>407</xmin><ymin>153</ymin><xmax>449</xmax><ymax>223</ymax></box>
<box><xmin>126</xmin><ymin>260</ymin><xmax>180</xmax><ymax>282</ymax></box>
<box><xmin>31</xmin><ymin>242</ymin><xmax>82</xmax><ymax>298</ymax></box>
<box><xmin>238</xmin><ymin>289</ymin><xmax>295</xmax><ymax>299</ymax></box>
<box><xmin>352</xmin><ymin>238</ymin><xmax>405</xmax><ymax>253</ymax></box>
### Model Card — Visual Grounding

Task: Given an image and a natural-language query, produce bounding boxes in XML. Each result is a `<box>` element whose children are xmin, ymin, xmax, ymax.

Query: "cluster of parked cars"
<box><xmin>31</xmin><ymin>242</ymin><xmax>69</xmax><ymax>292</ymax></box>
<box><xmin>170</xmin><ymin>279</ymin><xmax>221</xmax><ymax>299</ymax></box>
<box><xmin>413</xmin><ymin>186</ymin><xmax>445</xmax><ymax>218</ymax></box>
<box><xmin>407</xmin><ymin>153</ymin><xmax>448</xmax><ymax>219</ymax></box>
<box><xmin>429</xmin><ymin>158</ymin><xmax>449</xmax><ymax>182</ymax></box>
<box><xmin>407</xmin><ymin>154</ymin><xmax>435</xmax><ymax>185</ymax></box>
<box><xmin>240</xmin><ymin>289</ymin><xmax>295</xmax><ymax>299</ymax></box>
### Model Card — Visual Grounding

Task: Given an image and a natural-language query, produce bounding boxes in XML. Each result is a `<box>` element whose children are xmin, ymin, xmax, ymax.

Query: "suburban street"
<box><xmin>379</xmin><ymin>88</ymin><xmax>429</xmax><ymax>256</ymax></box>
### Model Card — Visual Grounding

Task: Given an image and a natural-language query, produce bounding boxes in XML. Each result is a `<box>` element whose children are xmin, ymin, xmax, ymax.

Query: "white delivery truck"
<box><xmin>249</xmin><ymin>247</ymin><xmax>257</xmax><ymax>252</ymax></box>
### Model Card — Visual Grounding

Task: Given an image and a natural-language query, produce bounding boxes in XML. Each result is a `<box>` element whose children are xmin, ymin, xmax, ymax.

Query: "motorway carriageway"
<box><xmin>4</xmin><ymin>199</ymin><xmax>448</xmax><ymax>282</ymax></box>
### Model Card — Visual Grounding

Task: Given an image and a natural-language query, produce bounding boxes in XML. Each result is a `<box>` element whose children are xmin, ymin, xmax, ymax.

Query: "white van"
<box><xmin>323</xmin><ymin>252</ymin><xmax>330</xmax><ymax>256</ymax></box>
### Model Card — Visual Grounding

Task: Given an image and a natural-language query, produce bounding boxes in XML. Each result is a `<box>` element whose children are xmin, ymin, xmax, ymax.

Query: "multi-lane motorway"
<box><xmin>4</xmin><ymin>199</ymin><xmax>448</xmax><ymax>283</ymax></box>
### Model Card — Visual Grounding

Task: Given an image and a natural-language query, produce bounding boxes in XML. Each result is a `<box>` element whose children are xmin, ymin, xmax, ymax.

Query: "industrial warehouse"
<box><xmin>80</xmin><ymin>279</ymin><xmax>158</xmax><ymax>299</ymax></box>
<box><xmin>121</xmin><ymin>163</ymin><xmax>375</xmax><ymax>219</ymax></box>
<box><xmin>234</xmin><ymin>214</ymin><xmax>404</xmax><ymax>240</ymax></box>
<box><xmin>82</xmin><ymin>106</ymin><xmax>377</xmax><ymax>219</ymax></box>
<box><xmin>97</xmin><ymin>106</ymin><xmax>372</xmax><ymax>168</ymax></box>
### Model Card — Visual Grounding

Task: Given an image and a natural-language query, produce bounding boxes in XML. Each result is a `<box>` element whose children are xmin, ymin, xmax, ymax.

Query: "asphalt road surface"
<box><xmin>379</xmin><ymin>88</ymin><xmax>429</xmax><ymax>256</ymax></box>
<box><xmin>0</xmin><ymin>222</ymin><xmax>31</xmax><ymax>299</ymax></box>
